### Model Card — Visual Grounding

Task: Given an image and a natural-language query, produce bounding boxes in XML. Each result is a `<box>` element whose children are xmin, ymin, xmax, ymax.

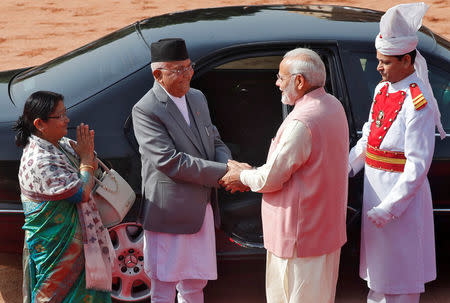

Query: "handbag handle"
<box><xmin>93</xmin><ymin>158</ymin><xmax>119</xmax><ymax>193</ymax></box>
<box><xmin>96</xmin><ymin>158</ymin><xmax>110</xmax><ymax>173</ymax></box>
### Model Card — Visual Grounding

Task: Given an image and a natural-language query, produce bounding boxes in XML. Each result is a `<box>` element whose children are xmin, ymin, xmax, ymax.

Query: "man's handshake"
<box><xmin>219</xmin><ymin>160</ymin><xmax>252</xmax><ymax>193</ymax></box>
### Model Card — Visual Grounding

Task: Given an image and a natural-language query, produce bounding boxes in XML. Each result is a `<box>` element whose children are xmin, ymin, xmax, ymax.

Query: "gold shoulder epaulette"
<box><xmin>410</xmin><ymin>83</ymin><xmax>427</xmax><ymax>110</ymax></box>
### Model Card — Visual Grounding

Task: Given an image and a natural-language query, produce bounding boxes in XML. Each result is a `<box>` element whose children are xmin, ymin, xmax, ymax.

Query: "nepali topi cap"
<box><xmin>151</xmin><ymin>38</ymin><xmax>189</xmax><ymax>62</ymax></box>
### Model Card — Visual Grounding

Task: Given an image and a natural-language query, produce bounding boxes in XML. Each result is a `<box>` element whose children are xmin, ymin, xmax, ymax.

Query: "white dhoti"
<box><xmin>368</xmin><ymin>290</ymin><xmax>420</xmax><ymax>303</ymax></box>
<box><xmin>144</xmin><ymin>203</ymin><xmax>217</xmax><ymax>303</ymax></box>
<box><xmin>150</xmin><ymin>279</ymin><xmax>208</xmax><ymax>303</ymax></box>
<box><xmin>265</xmin><ymin>248</ymin><xmax>341</xmax><ymax>303</ymax></box>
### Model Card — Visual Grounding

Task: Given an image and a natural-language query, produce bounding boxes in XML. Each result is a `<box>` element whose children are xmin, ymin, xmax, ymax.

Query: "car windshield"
<box><xmin>9</xmin><ymin>25</ymin><xmax>149</xmax><ymax>109</ymax></box>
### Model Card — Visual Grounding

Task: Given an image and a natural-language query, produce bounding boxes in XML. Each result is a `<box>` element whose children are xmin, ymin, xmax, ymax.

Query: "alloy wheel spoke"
<box><xmin>114</xmin><ymin>225</ymin><xmax>134</xmax><ymax>251</ymax></box>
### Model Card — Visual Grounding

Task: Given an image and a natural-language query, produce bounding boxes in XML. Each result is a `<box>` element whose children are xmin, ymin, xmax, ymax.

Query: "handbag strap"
<box><xmin>96</xmin><ymin>158</ymin><xmax>111</xmax><ymax>173</ymax></box>
<box><xmin>93</xmin><ymin>159</ymin><xmax>119</xmax><ymax>193</ymax></box>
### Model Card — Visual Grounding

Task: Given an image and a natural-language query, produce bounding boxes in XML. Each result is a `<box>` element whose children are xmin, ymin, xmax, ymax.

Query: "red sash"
<box><xmin>366</xmin><ymin>144</ymin><xmax>406</xmax><ymax>172</ymax></box>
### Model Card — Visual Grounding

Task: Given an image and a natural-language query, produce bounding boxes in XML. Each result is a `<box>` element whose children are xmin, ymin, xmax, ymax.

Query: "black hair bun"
<box><xmin>13</xmin><ymin>115</ymin><xmax>31</xmax><ymax>147</ymax></box>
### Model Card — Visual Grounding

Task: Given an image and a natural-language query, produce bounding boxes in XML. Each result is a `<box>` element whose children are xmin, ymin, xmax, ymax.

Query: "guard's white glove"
<box><xmin>367</xmin><ymin>207</ymin><xmax>395</xmax><ymax>228</ymax></box>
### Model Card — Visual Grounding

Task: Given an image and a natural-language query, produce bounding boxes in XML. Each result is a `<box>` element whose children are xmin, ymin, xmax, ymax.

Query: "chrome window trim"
<box><xmin>0</xmin><ymin>209</ymin><xmax>24</xmax><ymax>214</ymax></box>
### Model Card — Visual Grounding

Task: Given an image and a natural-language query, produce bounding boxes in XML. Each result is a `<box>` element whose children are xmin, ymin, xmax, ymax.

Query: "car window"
<box><xmin>216</xmin><ymin>57</ymin><xmax>282</xmax><ymax>70</ymax></box>
<box><xmin>428</xmin><ymin>64</ymin><xmax>450</xmax><ymax>132</ymax></box>
<box><xmin>192</xmin><ymin>55</ymin><xmax>283</xmax><ymax>166</ymax></box>
<box><xmin>10</xmin><ymin>27</ymin><xmax>149</xmax><ymax>110</ymax></box>
<box><xmin>346</xmin><ymin>52</ymin><xmax>450</xmax><ymax>132</ymax></box>
<box><xmin>342</xmin><ymin>51</ymin><xmax>381</xmax><ymax>130</ymax></box>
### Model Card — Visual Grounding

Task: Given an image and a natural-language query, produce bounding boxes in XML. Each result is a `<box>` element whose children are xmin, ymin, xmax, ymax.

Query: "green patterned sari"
<box><xmin>23</xmin><ymin>196</ymin><xmax>111</xmax><ymax>303</ymax></box>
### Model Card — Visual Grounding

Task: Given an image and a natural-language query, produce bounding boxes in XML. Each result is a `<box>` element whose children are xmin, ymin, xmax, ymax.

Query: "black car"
<box><xmin>0</xmin><ymin>5</ymin><xmax>449</xmax><ymax>302</ymax></box>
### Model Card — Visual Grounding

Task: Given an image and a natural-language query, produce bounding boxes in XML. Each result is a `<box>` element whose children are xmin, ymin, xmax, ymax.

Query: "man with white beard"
<box><xmin>220</xmin><ymin>48</ymin><xmax>349</xmax><ymax>303</ymax></box>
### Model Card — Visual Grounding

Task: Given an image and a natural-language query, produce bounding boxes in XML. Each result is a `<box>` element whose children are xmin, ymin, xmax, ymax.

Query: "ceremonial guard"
<box><xmin>348</xmin><ymin>3</ymin><xmax>446</xmax><ymax>303</ymax></box>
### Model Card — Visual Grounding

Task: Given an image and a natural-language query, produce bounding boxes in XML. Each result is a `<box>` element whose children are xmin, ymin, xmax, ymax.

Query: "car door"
<box><xmin>0</xmin><ymin>159</ymin><xmax>24</xmax><ymax>253</ymax></box>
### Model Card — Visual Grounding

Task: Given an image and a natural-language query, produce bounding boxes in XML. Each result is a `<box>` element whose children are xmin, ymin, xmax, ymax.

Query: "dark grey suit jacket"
<box><xmin>132</xmin><ymin>82</ymin><xmax>231</xmax><ymax>234</ymax></box>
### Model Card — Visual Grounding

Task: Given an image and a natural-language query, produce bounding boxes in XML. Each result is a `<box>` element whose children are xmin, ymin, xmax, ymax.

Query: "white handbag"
<box><xmin>92</xmin><ymin>159</ymin><xmax>136</xmax><ymax>227</ymax></box>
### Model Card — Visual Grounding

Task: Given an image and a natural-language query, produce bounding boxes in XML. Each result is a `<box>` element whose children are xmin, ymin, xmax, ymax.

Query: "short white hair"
<box><xmin>151</xmin><ymin>62</ymin><xmax>166</xmax><ymax>73</ymax></box>
<box><xmin>283</xmin><ymin>48</ymin><xmax>326</xmax><ymax>87</ymax></box>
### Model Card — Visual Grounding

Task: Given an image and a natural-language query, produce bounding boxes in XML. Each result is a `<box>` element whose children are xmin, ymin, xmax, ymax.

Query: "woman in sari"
<box><xmin>14</xmin><ymin>91</ymin><xmax>114</xmax><ymax>303</ymax></box>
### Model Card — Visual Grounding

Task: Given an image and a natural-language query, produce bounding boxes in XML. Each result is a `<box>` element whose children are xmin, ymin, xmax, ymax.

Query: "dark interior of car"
<box><xmin>192</xmin><ymin>67</ymin><xmax>283</xmax><ymax>245</ymax></box>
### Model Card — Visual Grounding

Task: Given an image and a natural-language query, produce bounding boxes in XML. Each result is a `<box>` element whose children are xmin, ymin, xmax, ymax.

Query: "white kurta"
<box><xmin>143</xmin><ymin>203</ymin><xmax>217</xmax><ymax>282</ymax></box>
<box><xmin>349</xmin><ymin>72</ymin><xmax>436</xmax><ymax>294</ymax></box>
<box><xmin>240</xmin><ymin>120</ymin><xmax>311</xmax><ymax>193</ymax></box>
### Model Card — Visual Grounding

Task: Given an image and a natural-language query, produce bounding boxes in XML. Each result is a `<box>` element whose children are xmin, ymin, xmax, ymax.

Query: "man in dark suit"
<box><xmin>132</xmin><ymin>38</ymin><xmax>231</xmax><ymax>303</ymax></box>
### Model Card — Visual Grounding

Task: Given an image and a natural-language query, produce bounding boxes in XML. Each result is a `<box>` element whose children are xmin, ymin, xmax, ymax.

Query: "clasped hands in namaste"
<box><xmin>219</xmin><ymin>160</ymin><xmax>252</xmax><ymax>193</ymax></box>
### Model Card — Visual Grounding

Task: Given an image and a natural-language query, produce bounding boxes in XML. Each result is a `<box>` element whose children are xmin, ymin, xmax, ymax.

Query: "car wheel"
<box><xmin>108</xmin><ymin>222</ymin><xmax>151</xmax><ymax>302</ymax></box>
